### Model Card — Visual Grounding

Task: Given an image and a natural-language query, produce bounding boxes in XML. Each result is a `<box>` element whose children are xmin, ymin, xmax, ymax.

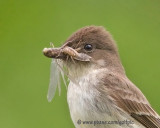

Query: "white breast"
<box><xmin>67</xmin><ymin>67</ymin><xmax>144</xmax><ymax>128</ymax></box>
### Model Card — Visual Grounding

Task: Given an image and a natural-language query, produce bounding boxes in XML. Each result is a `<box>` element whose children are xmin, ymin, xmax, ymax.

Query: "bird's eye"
<box><xmin>84</xmin><ymin>44</ymin><xmax>93</xmax><ymax>51</ymax></box>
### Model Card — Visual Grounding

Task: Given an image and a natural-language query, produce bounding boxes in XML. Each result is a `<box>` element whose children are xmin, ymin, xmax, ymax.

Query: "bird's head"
<box><xmin>43</xmin><ymin>26</ymin><xmax>125</xmax><ymax>78</ymax></box>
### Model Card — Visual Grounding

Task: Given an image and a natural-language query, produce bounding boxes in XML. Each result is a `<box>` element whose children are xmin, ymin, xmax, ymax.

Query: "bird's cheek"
<box><xmin>96</xmin><ymin>59</ymin><xmax>106</xmax><ymax>67</ymax></box>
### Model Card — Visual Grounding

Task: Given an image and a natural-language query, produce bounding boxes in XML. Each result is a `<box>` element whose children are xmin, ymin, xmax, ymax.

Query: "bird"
<box><xmin>43</xmin><ymin>26</ymin><xmax>160</xmax><ymax>128</ymax></box>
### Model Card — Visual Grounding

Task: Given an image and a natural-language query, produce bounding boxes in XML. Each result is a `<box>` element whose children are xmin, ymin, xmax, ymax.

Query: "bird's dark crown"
<box><xmin>64</xmin><ymin>25</ymin><xmax>118</xmax><ymax>54</ymax></box>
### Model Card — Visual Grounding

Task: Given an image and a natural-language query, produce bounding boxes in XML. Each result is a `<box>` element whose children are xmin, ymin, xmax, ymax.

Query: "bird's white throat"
<box><xmin>66</xmin><ymin>64</ymin><xmax>144</xmax><ymax>128</ymax></box>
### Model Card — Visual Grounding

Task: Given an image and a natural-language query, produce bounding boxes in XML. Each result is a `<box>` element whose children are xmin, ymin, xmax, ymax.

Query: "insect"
<box><xmin>47</xmin><ymin>44</ymin><xmax>67</xmax><ymax>102</ymax></box>
<box><xmin>62</xmin><ymin>46</ymin><xmax>91</xmax><ymax>62</ymax></box>
<box><xmin>44</xmin><ymin>43</ymin><xmax>91</xmax><ymax>102</ymax></box>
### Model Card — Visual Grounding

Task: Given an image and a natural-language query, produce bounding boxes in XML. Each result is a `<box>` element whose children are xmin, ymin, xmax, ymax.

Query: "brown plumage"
<box><xmin>101</xmin><ymin>71</ymin><xmax>160</xmax><ymax>128</ymax></box>
<box><xmin>65</xmin><ymin>26</ymin><xmax>160</xmax><ymax>128</ymax></box>
<box><xmin>43</xmin><ymin>25</ymin><xmax>160</xmax><ymax>128</ymax></box>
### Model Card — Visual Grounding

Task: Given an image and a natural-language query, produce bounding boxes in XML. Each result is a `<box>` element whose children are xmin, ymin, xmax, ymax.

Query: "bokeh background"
<box><xmin>0</xmin><ymin>0</ymin><xmax>160</xmax><ymax>128</ymax></box>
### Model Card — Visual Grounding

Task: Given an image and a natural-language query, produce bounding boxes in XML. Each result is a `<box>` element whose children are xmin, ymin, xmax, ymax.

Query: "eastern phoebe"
<box><xmin>43</xmin><ymin>26</ymin><xmax>160</xmax><ymax>128</ymax></box>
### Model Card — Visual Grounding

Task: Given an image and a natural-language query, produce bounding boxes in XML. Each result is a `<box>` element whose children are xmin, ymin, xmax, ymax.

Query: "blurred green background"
<box><xmin>0</xmin><ymin>0</ymin><xmax>160</xmax><ymax>128</ymax></box>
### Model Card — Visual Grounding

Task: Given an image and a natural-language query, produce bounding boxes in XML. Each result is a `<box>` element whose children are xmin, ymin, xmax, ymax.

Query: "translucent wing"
<box><xmin>57</xmin><ymin>60</ymin><xmax>67</xmax><ymax>89</ymax></box>
<box><xmin>47</xmin><ymin>59</ymin><xmax>60</xmax><ymax>102</ymax></box>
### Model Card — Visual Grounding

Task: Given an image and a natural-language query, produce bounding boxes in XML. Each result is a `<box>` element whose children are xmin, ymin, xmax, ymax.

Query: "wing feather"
<box><xmin>102</xmin><ymin>73</ymin><xmax>160</xmax><ymax>128</ymax></box>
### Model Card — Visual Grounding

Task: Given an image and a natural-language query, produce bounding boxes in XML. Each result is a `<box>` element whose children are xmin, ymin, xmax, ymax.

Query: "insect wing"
<box><xmin>47</xmin><ymin>59</ymin><xmax>60</xmax><ymax>102</ymax></box>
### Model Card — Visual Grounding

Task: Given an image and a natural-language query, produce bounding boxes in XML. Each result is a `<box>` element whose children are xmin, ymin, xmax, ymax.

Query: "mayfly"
<box><xmin>43</xmin><ymin>42</ymin><xmax>92</xmax><ymax>102</ymax></box>
<box><xmin>47</xmin><ymin>43</ymin><xmax>67</xmax><ymax>102</ymax></box>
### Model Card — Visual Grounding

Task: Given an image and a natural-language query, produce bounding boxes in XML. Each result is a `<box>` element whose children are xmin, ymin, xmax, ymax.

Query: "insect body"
<box><xmin>62</xmin><ymin>46</ymin><xmax>91</xmax><ymax>61</ymax></box>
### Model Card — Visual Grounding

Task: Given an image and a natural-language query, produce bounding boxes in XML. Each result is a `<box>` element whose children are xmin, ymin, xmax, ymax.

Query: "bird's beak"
<box><xmin>43</xmin><ymin>46</ymin><xmax>92</xmax><ymax>62</ymax></box>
